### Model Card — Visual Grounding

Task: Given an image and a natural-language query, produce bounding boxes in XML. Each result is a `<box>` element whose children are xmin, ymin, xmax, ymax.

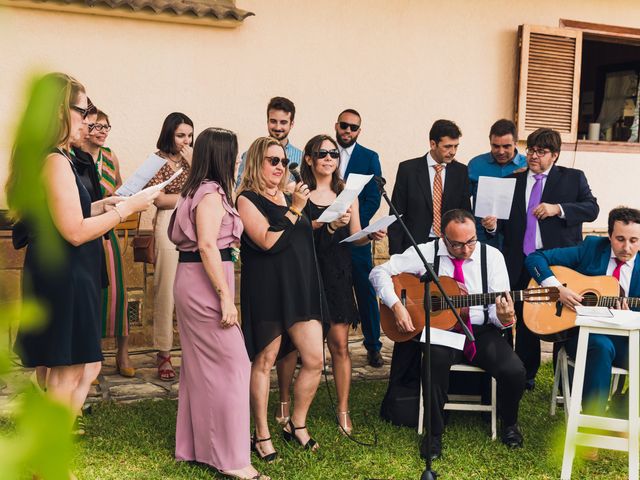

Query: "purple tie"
<box><xmin>523</xmin><ymin>174</ymin><xmax>545</xmax><ymax>255</ymax></box>
<box><xmin>451</xmin><ymin>257</ymin><xmax>476</xmax><ymax>362</ymax></box>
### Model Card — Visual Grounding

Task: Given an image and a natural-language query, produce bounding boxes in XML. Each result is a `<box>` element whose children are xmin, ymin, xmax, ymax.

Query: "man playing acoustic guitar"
<box><xmin>525</xmin><ymin>206</ymin><xmax>640</xmax><ymax>458</ymax></box>
<box><xmin>370</xmin><ymin>209</ymin><xmax>526</xmax><ymax>459</ymax></box>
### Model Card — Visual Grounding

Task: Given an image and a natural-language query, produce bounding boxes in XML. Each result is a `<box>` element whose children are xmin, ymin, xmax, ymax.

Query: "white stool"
<box><xmin>418</xmin><ymin>364</ymin><xmax>497</xmax><ymax>440</ymax></box>
<box><xmin>561</xmin><ymin>318</ymin><xmax>639</xmax><ymax>480</ymax></box>
<box><xmin>551</xmin><ymin>345</ymin><xmax>627</xmax><ymax>421</ymax></box>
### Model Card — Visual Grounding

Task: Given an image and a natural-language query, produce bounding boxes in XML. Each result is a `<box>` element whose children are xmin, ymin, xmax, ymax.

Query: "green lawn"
<box><xmin>39</xmin><ymin>363</ymin><xmax>636</xmax><ymax>478</ymax></box>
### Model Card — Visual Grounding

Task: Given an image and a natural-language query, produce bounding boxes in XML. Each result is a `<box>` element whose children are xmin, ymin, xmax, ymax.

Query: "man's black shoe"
<box><xmin>367</xmin><ymin>350</ymin><xmax>384</xmax><ymax>368</ymax></box>
<box><xmin>420</xmin><ymin>434</ymin><xmax>442</xmax><ymax>461</ymax></box>
<box><xmin>524</xmin><ymin>379</ymin><xmax>535</xmax><ymax>391</ymax></box>
<box><xmin>501</xmin><ymin>424</ymin><xmax>524</xmax><ymax>448</ymax></box>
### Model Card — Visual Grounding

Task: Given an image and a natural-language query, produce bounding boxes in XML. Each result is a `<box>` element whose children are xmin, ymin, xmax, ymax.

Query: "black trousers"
<box><xmin>511</xmin><ymin>267</ymin><xmax>542</xmax><ymax>382</ymax></box>
<box><xmin>429</xmin><ymin>325</ymin><xmax>526</xmax><ymax>437</ymax></box>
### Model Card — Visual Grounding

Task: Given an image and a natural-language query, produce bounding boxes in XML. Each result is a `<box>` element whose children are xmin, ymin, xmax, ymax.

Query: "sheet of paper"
<box><xmin>115</xmin><ymin>153</ymin><xmax>167</xmax><ymax>196</ymax></box>
<box><xmin>575</xmin><ymin>306</ymin><xmax>613</xmax><ymax>318</ymax></box>
<box><xmin>474</xmin><ymin>176</ymin><xmax>517</xmax><ymax>219</ymax></box>
<box><xmin>339</xmin><ymin>215</ymin><xmax>398</xmax><ymax>243</ymax></box>
<box><xmin>420</xmin><ymin>328</ymin><xmax>465</xmax><ymax>350</ymax></box>
<box><xmin>142</xmin><ymin>168</ymin><xmax>183</xmax><ymax>195</ymax></box>
<box><xmin>577</xmin><ymin>309</ymin><xmax>640</xmax><ymax>329</ymax></box>
<box><xmin>316</xmin><ymin>174</ymin><xmax>373</xmax><ymax>223</ymax></box>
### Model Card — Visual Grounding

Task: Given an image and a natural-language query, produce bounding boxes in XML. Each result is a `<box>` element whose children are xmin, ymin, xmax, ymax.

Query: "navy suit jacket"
<box><xmin>498</xmin><ymin>165</ymin><xmax>599</xmax><ymax>286</ymax></box>
<box><xmin>344</xmin><ymin>143</ymin><xmax>382</xmax><ymax>228</ymax></box>
<box><xmin>525</xmin><ymin>235</ymin><xmax>640</xmax><ymax>301</ymax></box>
<box><xmin>388</xmin><ymin>156</ymin><xmax>471</xmax><ymax>255</ymax></box>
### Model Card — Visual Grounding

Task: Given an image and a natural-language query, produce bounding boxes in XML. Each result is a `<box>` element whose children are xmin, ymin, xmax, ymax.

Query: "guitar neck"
<box><xmin>438</xmin><ymin>290</ymin><xmax>525</xmax><ymax>309</ymax></box>
<box><xmin>599</xmin><ymin>296</ymin><xmax>640</xmax><ymax>308</ymax></box>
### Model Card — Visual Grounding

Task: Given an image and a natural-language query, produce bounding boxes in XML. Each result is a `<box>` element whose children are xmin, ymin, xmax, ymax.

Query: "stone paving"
<box><xmin>0</xmin><ymin>334</ymin><xmax>552</xmax><ymax>410</ymax></box>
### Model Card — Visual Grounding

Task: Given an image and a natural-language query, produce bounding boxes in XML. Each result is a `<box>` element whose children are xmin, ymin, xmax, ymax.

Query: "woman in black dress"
<box><xmin>237</xmin><ymin>137</ymin><xmax>326</xmax><ymax>459</ymax></box>
<box><xmin>6</xmin><ymin>73</ymin><xmax>157</xmax><ymax>443</ymax></box>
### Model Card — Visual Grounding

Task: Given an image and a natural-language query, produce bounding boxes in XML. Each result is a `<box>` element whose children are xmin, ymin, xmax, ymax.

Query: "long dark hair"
<box><xmin>301</xmin><ymin>134</ymin><xmax>344</xmax><ymax>194</ymax></box>
<box><xmin>181</xmin><ymin>128</ymin><xmax>237</xmax><ymax>203</ymax></box>
<box><xmin>156</xmin><ymin>112</ymin><xmax>194</xmax><ymax>154</ymax></box>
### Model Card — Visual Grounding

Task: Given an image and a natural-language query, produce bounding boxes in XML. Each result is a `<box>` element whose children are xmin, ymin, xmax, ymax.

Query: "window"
<box><xmin>516</xmin><ymin>21</ymin><xmax>640</xmax><ymax>149</ymax></box>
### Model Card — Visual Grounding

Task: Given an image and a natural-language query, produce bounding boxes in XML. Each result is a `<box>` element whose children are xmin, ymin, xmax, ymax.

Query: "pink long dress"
<box><xmin>169</xmin><ymin>181</ymin><xmax>249</xmax><ymax>470</ymax></box>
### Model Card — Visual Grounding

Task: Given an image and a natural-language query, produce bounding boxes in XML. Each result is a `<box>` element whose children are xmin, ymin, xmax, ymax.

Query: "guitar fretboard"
<box><xmin>431</xmin><ymin>290</ymin><xmax>528</xmax><ymax>310</ymax></box>
<box><xmin>597</xmin><ymin>296</ymin><xmax>640</xmax><ymax>308</ymax></box>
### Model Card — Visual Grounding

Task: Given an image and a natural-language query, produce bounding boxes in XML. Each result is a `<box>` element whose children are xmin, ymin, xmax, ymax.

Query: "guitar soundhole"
<box><xmin>581</xmin><ymin>292</ymin><xmax>598</xmax><ymax>307</ymax></box>
<box><xmin>431</xmin><ymin>296</ymin><xmax>441</xmax><ymax>311</ymax></box>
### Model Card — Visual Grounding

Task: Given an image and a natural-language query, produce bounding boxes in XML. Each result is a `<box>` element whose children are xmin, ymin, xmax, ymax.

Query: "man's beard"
<box><xmin>336</xmin><ymin>135</ymin><xmax>356</xmax><ymax>148</ymax></box>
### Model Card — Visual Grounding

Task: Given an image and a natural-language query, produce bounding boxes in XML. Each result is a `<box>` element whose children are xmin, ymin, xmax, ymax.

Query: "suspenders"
<box><xmin>432</xmin><ymin>240</ymin><xmax>490</xmax><ymax>325</ymax></box>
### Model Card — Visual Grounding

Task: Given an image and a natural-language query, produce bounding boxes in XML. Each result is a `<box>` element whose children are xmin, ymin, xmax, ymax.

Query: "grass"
<box><xmin>5</xmin><ymin>362</ymin><xmax>631</xmax><ymax>479</ymax></box>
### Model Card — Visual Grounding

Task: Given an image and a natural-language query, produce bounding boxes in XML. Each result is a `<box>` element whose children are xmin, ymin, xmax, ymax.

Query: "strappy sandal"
<box><xmin>156</xmin><ymin>353</ymin><xmax>175</xmax><ymax>381</ymax></box>
<box><xmin>73</xmin><ymin>415</ymin><xmax>86</xmax><ymax>436</ymax></box>
<box><xmin>274</xmin><ymin>401</ymin><xmax>290</xmax><ymax>426</ymax></box>
<box><xmin>282</xmin><ymin>419</ymin><xmax>318</xmax><ymax>451</ymax></box>
<box><xmin>219</xmin><ymin>471</ymin><xmax>271</xmax><ymax>480</ymax></box>
<box><xmin>336</xmin><ymin>410</ymin><xmax>352</xmax><ymax>436</ymax></box>
<box><xmin>251</xmin><ymin>431</ymin><xmax>278</xmax><ymax>463</ymax></box>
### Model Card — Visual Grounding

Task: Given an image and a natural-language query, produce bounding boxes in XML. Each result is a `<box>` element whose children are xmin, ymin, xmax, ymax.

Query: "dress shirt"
<box><xmin>542</xmin><ymin>250</ymin><xmax>635</xmax><ymax>295</ymax></box>
<box><xmin>236</xmin><ymin>141</ymin><xmax>303</xmax><ymax>188</ymax></box>
<box><xmin>426</xmin><ymin>153</ymin><xmax>448</xmax><ymax>238</ymax></box>
<box><xmin>468</xmin><ymin>150</ymin><xmax>527</xmax><ymax>200</ymax></box>
<box><xmin>369</xmin><ymin>239</ymin><xmax>511</xmax><ymax>328</ymax></box>
<box><xmin>338</xmin><ymin>143</ymin><xmax>356</xmax><ymax>178</ymax></box>
<box><xmin>524</xmin><ymin>167</ymin><xmax>565</xmax><ymax>250</ymax></box>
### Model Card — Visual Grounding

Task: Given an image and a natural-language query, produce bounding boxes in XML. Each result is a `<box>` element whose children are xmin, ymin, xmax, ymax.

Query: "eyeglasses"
<box><xmin>71</xmin><ymin>105</ymin><xmax>90</xmax><ymax>119</ymax></box>
<box><xmin>444</xmin><ymin>235</ymin><xmax>478</xmax><ymax>250</ymax></box>
<box><xmin>526</xmin><ymin>147</ymin><xmax>552</xmax><ymax>157</ymax></box>
<box><xmin>313</xmin><ymin>149</ymin><xmax>340</xmax><ymax>160</ymax></box>
<box><xmin>265</xmin><ymin>156</ymin><xmax>290</xmax><ymax>168</ymax></box>
<box><xmin>338</xmin><ymin>121</ymin><xmax>360</xmax><ymax>132</ymax></box>
<box><xmin>91</xmin><ymin>123</ymin><xmax>111</xmax><ymax>132</ymax></box>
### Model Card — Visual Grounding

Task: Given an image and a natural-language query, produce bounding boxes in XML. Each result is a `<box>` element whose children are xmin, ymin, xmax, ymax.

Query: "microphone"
<box><xmin>373</xmin><ymin>175</ymin><xmax>386</xmax><ymax>188</ymax></box>
<box><xmin>288</xmin><ymin>162</ymin><xmax>302</xmax><ymax>183</ymax></box>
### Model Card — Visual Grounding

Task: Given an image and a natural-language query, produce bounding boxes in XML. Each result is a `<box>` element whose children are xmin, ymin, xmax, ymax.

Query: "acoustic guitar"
<box><xmin>379</xmin><ymin>273</ymin><xmax>559</xmax><ymax>343</ymax></box>
<box><xmin>523</xmin><ymin>265</ymin><xmax>640</xmax><ymax>342</ymax></box>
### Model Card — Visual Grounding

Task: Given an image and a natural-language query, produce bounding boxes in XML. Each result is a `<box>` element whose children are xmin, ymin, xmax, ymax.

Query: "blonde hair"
<box><xmin>238</xmin><ymin>137</ymin><xmax>288</xmax><ymax>196</ymax></box>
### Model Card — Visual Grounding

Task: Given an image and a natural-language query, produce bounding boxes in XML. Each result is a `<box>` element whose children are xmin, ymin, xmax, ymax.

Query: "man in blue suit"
<box><xmin>335</xmin><ymin>108</ymin><xmax>384</xmax><ymax>367</ymax></box>
<box><xmin>526</xmin><ymin>207</ymin><xmax>640</xmax><ymax>421</ymax></box>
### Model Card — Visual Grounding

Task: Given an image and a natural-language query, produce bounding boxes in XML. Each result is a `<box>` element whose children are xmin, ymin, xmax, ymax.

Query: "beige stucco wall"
<box><xmin>1</xmin><ymin>0</ymin><xmax>639</xmax><ymax>228</ymax></box>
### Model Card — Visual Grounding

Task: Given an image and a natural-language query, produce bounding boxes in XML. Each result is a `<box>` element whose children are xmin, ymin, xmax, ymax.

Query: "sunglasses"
<box><xmin>71</xmin><ymin>105</ymin><xmax>90</xmax><ymax>119</ymax></box>
<box><xmin>265</xmin><ymin>156</ymin><xmax>290</xmax><ymax>168</ymax></box>
<box><xmin>339</xmin><ymin>121</ymin><xmax>360</xmax><ymax>132</ymax></box>
<box><xmin>313</xmin><ymin>149</ymin><xmax>340</xmax><ymax>160</ymax></box>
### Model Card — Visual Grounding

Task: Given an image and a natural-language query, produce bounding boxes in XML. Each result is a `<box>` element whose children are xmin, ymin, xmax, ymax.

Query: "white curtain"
<box><xmin>596</xmin><ymin>70</ymin><xmax>637</xmax><ymax>134</ymax></box>
<box><xmin>629</xmin><ymin>77</ymin><xmax>640</xmax><ymax>143</ymax></box>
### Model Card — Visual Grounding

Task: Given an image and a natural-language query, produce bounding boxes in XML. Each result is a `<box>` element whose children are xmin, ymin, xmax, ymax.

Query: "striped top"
<box><xmin>96</xmin><ymin>147</ymin><xmax>117</xmax><ymax>196</ymax></box>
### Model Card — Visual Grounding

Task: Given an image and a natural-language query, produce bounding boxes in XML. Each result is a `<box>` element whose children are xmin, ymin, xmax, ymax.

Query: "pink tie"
<box><xmin>612</xmin><ymin>258</ymin><xmax>625</xmax><ymax>281</ymax></box>
<box><xmin>451</xmin><ymin>257</ymin><xmax>476</xmax><ymax>361</ymax></box>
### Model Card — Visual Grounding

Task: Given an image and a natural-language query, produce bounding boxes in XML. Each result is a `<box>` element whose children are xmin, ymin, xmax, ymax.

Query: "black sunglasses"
<box><xmin>265</xmin><ymin>156</ymin><xmax>290</xmax><ymax>168</ymax></box>
<box><xmin>71</xmin><ymin>105</ymin><xmax>90</xmax><ymax>119</ymax></box>
<box><xmin>313</xmin><ymin>149</ymin><xmax>340</xmax><ymax>160</ymax></box>
<box><xmin>339</xmin><ymin>121</ymin><xmax>360</xmax><ymax>132</ymax></box>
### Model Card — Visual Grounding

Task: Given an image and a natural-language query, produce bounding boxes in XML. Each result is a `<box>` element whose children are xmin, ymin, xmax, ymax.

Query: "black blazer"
<box><xmin>388</xmin><ymin>155</ymin><xmax>471</xmax><ymax>254</ymax></box>
<box><xmin>499</xmin><ymin>165</ymin><xmax>599</xmax><ymax>285</ymax></box>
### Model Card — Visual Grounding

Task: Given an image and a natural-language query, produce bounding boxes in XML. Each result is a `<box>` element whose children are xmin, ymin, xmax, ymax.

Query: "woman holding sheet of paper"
<box><xmin>145</xmin><ymin>112</ymin><xmax>193</xmax><ymax>381</ymax></box>
<box><xmin>277</xmin><ymin>134</ymin><xmax>385</xmax><ymax>435</ymax></box>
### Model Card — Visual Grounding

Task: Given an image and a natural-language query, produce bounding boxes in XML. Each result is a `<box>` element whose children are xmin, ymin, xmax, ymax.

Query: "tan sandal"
<box><xmin>274</xmin><ymin>400</ymin><xmax>290</xmax><ymax>426</ymax></box>
<box><xmin>337</xmin><ymin>411</ymin><xmax>352</xmax><ymax>436</ymax></box>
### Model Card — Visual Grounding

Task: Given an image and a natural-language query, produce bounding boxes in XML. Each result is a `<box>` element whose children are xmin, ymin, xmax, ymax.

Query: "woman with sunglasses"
<box><xmin>169</xmin><ymin>128</ymin><xmax>268</xmax><ymax>480</ymax></box>
<box><xmin>145</xmin><ymin>112</ymin><xmax>194</xmax><ymax>381</ymax></box>
<box><xmin>83</xmin><ymin>109</ymin><xmax>135</xmax><ymax>378</ymax></box>
<box><xmin>276</xmin><ymin>135</ymin><xmax>385</xmax><ymax>436</ymax></box>
<box><xmin>7</xmin><ymin>74</ymin><xmax>157</xmax><ymax>476</ymax></box>
<box><xmin>237</xmin><ymin>137</ymin><xmax>327</xmax><ymax>459</ymax></box>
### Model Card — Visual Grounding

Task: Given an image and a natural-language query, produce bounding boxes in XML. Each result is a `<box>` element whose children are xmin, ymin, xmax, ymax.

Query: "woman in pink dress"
<box><xmin>169</xmin><ymin>128</ymin><xmax>268</xmax><ymax>480</ymax></box>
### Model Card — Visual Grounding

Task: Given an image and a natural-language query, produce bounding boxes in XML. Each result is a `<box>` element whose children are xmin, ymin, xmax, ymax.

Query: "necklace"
<box><xmin>265</xmin><ymin>189</ymin><xmax>279</xmax><ymax>198</ymax></box>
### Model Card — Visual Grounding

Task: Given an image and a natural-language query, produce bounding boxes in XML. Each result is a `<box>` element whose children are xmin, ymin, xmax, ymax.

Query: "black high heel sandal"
<box><xmin>251</xmin><ymin>432</ymin><xmax>278</xmax><ymax>463</ymax></box>
<box><xmin>282</xmin><ymin>419</ymin><xmax>318</xmax><ymax>451</ymax></box>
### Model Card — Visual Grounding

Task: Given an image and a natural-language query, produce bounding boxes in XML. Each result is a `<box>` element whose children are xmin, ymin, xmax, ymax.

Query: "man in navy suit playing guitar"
<box><xmin>370</xmin><ymin>209</ymin><xmax>526</xmax><ymax>459</ymax></box>
<box><xmin>526</xmin><ymin>207</ymin><xmax>640</xmax><ymax>439</ymax></box>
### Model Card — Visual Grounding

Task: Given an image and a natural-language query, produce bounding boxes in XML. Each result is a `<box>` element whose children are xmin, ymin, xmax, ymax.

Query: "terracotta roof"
<box><xmin>28</xmin><ymin>0</ymin><xmax>254</xmax><ymax>20</ymax></box>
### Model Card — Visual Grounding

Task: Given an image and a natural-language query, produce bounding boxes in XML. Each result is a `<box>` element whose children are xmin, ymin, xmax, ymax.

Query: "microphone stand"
<box><xmin>374</xmin><ymin>176</ymin><xmax>474</xmax><ymax>480</ymax></box>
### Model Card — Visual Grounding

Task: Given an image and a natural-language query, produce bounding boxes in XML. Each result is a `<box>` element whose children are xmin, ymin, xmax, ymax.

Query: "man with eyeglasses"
<box><xmin>236</xmin><ymin>96</ymin><xmax>302</xmax><ymax>187</ymax></box>
<box><xmin>334</xmin><ymin>108</ymin><xmax>384</xmax><ymax>367</ymax></box>
<box><xmin>370</xmin><ymin>209</ymin><xmax>526</xmax><ymax>459</ymax></box>
<box><xmin>468</xmin><ymin>119</ymin><xmax>527</xmax><ymax>248</ymax></box>
<box><xmin>481</xmin><ymin>128</ymin><xmax>599</xmax><ymax>390</ymax></box>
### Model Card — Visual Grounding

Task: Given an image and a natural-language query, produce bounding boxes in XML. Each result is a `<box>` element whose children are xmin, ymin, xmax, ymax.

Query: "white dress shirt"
<box><xmin>426</xmin><ymin>153</ymin><xmax>447</xmax><ymax>238</ymax></box>
<box><xmin>541</xmin><ymin>250</ymin><xmax>635</xmax><ymax>295</ymax></box>
<box><xmin>369</xmin><ymin>239</ymin><xmax>511</xmax><ymax>328</ymax></box>
<box><xmin>338</xmin><ymin>143</ymin><xmax>356</xmax><ymax>178</ymax></box>
<box><xmin>524</xmin><ymin>167</ymin><xmax>565</xmax><ymax>250</ymax></box>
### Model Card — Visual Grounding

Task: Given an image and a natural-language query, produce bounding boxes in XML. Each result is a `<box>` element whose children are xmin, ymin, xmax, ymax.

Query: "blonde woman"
<box><xmin>237</xmin><ymin>137</ymin><xmax>327</xmax><ymax>459</ymax></box>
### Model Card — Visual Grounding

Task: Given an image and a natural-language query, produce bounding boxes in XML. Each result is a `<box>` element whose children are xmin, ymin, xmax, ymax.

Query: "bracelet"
<box><xmin>327</xmin><ymin>225</ymin><xmax>336</xmax><ymax>234</ymax></box>
<box><xmin>289</xmin><ymin>206</ymin><xmax>302</xmax><ymax>217</ymax></box>
<box><xmin>113</xmin><ymin>205</ymin><xmax>125</xmax><ymax>224</ymax></box>
<box><xmin>367</xmin><ymin>233</ymin><xmax>374</xmax><ymax>241</ymax></box>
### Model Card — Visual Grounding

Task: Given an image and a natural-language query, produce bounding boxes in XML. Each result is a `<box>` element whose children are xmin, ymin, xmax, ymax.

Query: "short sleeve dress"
<box><xmin>238</xmin><ymin>191</ymin><xmax>328</xmax><ymax>361</ymax></box>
